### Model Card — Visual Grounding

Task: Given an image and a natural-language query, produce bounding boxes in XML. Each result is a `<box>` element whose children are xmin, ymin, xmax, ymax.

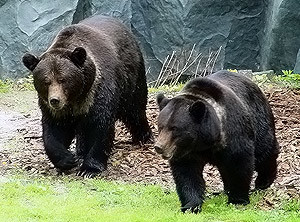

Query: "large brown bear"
<box><xmin>22</xmin><ymin>15</ymin><xmax>152</xmax><ymax>177</ymax></box>
<box><xmin>155</xmin><ymin>70</ymin><xmax>279</xmax><ymax>213</ymax></box>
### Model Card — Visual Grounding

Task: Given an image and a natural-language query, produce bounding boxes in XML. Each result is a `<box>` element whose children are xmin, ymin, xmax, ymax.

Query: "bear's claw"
<box><xmin>181</xmin><ymin>201</ymin><xmax>202</xmax><ymax>214</ymax></box>
<box><xmin>76</xmin><ymin>170</ymin><xmax>97</xmax><ymax>179</ymax></box>
<box><xmin>77</xmin><ymin>161</ymin><xmax>106</xmax><ymax>178</ymax></box>
<box><xmin>181</xmin><ymin>205</ymin><xmax>201</xmax><ymax>214</ymax></box>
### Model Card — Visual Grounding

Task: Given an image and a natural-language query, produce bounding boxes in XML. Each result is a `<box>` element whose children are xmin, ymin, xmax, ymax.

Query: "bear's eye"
<box><xmin>44</xmin><ymin>78</ymin><xmax>51</xmax><ymax>85</ymax></box>
<box><xmin>57</xmin><ymin>78</ymin><xmax>65</xmax><ymax>84</ymax></box>
<box><xmin>169</xmin><ymin>126</ymin><xmax>179</xmax><ymax>131</ymax></box>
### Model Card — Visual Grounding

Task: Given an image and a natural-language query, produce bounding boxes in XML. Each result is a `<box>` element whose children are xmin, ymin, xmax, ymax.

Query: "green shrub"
<box><xmin>273</xmin><ymin>70</ymin><xmax>300</xmax><ymax>88</ymax></box>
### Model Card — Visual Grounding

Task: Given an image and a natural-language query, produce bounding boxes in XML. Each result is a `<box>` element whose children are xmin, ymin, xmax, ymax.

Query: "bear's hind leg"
<box><xmin>121</xmin><ymin>108</ymin><xmax>153</xmax><ymax>144</ymax></box>
<box><xmin>121</xmin><ymin>88</ymin><xmax>152</xmax><ymax>144</ymax></box>
<box><xmin>121</xmin><ymin>63</ymin><xmax>153</xmax><ymax>144</ymax></box>
<box><xmin>254</xmin><ymin>140</ymin><xmax>279</xmax><ymax>190</ymax></box>
<box><xmin>255</xmin><ymin>153</ymin><xmax>278</xmax><ymax>190</ymax></box>
<box><xmin>219</xmin><ymin>152</ymin><xmax>254</xmax><ymax>205</ymax></box>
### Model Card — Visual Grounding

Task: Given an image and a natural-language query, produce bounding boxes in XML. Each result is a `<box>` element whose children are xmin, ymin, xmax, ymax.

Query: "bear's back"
<box><xmin>208</xmin><ymin>71</ymin><xmax>274</xmax><ymax>123</ymax></box>
<box><xmin>48</xmin><ymin>16</ymin><xmax>140</xmax><ymax>61</ymax></box>
<box><xmin>79</xmin><ymin>16</ymin><xmax>130</xmax><ymax>37</ymax></box>
<box><xmin>183</xmin><ymin>70</ymin><xmax>275</xmax><ymax>151</ymax></box>
<box><xmin>183</xmin><ymin>71</ymin><xmax>270</xmax><ymax>115</ymax></box>
<box><xmin>208</xmin><ymin>71</ymin><xmax>264</xmax><ymax>104</ymax></box>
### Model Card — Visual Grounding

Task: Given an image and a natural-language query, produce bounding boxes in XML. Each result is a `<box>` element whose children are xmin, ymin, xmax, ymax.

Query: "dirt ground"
<box><xmin>0</xmin><ymin>87</ymin><xmax>300</xmax><ymax>200</ymax></box>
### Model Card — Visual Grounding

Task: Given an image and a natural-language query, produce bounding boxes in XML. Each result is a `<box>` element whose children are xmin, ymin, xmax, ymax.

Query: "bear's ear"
<box><xmin>70</xmin><ymin>47</ymin><xmax>86</xmax><ymax>67</ymax></box>
<box><xmin>22</xmin><ymin>53</ymin><xmax>40</xmax><ymax>71</ymax></box>
<box><xmin>157</xmin><ymin>93</ymin><xmax>170</xmax><ymax>110</ymax></box>
<box><xmin>189</xmin><ymin>100</ymin><xmax>206</xmax><ymax>121</ymax></box>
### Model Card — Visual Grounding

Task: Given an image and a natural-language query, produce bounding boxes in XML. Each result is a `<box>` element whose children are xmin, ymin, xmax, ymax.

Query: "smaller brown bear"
<box><xmin>22</xmin><ymin>15</ymin><xmax>152</xmax><ymax>177</ymax></box>
<box><xmin>155</xmin><ymin>70</ymin><xmax>279</xmax><ymax>213</ymax></box>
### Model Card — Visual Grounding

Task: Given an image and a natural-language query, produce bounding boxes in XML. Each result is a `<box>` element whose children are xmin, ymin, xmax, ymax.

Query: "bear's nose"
<box><xmin>50</xmin><ymin>98</ymin><xmax>60</xmax><ymax>107</ymax></box>
<box><xmin>154</xmin><ymin>145</ymin><xmax>163</xmax><ymax>154</ymax></box>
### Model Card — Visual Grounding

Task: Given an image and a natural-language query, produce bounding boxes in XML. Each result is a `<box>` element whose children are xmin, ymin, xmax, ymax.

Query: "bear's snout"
<box><xmin>154</xmin><ymin>145</ymin><xmax>163</xmax><ymax>154</ymax></box>
<box><xmin>48</xmin><ymin>96</ymin><xmax>65</xmax><ymax>110</ymax></box>
<box><xmin>49</xmin><ymin>97</ymin><xmax>61</xmax><ymax>108</ymax></box>
<box><xmin>154</xmin><ymin>131</ymin><xmax>176</xmax><ymax>160</ymax></box>
<box><xmin>48</xmin><ymin>81</ymin><xmax>67</xmax><ymax>110</ymax></box>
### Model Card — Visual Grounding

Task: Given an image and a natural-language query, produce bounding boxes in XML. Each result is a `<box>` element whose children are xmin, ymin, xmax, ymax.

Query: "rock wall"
<box><xmin>0</xmin><ymin>0</ymin><xmax>77</xmax><ymax>79</ymax></box>
<box><xmin>262</xmin><ymin>0</ymin><xmax>300</xmax><ymax>73</ymax></box>
<box><xmin>0</xmin><ymin>0</ymin><xmax>300</xmax><ymax>80</ymax></box>
<box><xmin>293</xmin><ymin>49</ymin><xmax>300</xmax><ymax>73</ymax></box>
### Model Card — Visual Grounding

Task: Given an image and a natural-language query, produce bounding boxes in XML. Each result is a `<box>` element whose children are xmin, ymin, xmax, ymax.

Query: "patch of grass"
<box><xmin>148</xmin><ymin>82</ymin><xmax>185</xmax><ymax>94</ymax></box>
<box><xmin>282</xmin><ymin>199</ymin><xmax>300</xmax><ymax>213</ymax></box>
<box><xmin>0</xmin><ymin>75</ymin><xmax>34</xmax><ymax>93</ymax></box>
<box><xmin>252</xmin><ymin>71</ymin><xmax>300</xmax><ymax>89</ymax></box>
<box><xmin>0</xmin><ymin>79</ymin><xmax>14</xmax><ymax>93</ymax></box>
<box><xmin>0</xmin><ymin>175</ymin><xmax>299</xmax><ymax>222</ymax></box>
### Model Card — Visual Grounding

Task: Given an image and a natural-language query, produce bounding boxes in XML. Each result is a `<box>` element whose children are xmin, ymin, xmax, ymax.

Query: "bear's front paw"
<box><xmin>77</xmin><ymin>161</ymin><xmax>106</xmax><ymax>178</ymax></box>
<box><xmin>55</xmin><ymin>155</ymin><xmax>78</xmax><ymax>171</ymax></box>
<box><xmin>181</xmin><ymin>201</ymin><xmax>202</xmax><ymax>214</ymax></box>
<box><xmin>228</xmin><ymin>196</ymin><xmax>250</xmax><ymax>205</ymax></box>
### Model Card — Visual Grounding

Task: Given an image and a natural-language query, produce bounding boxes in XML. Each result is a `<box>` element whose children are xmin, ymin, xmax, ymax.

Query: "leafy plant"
<box><xmin>281</xmin><ymin>70</ymin><xmax>300</xmax><ymax>82</ymax></box>
<box><xmin>272</xmin><ymin>70</ymin><xmax>300</xmax><ymax>88</ymax></box>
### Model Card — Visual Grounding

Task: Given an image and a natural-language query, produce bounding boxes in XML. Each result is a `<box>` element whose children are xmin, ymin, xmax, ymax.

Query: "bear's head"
<box><xmin>154</xmin><ymin>93</ymin><xmax>222</xmax><ymax>160</ymax></box>
<box><xmin>22</xmin><ymin>47</ymin><xmax>96</xmax><ymax>112</ymax></box>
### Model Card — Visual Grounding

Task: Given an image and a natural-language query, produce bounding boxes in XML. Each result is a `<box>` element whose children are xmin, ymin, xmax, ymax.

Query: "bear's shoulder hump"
<box><xmin>182</xmin><ymin>77</ymin><xmax>224</xmax><ymax>102</ymax></box>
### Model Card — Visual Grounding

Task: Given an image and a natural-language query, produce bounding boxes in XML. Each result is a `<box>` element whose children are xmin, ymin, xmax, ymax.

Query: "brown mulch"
<box><xmin>0</xmin><ymin>88</ymin><xmax>300</xmax><ymax>198</ymax></box>
<box><xmin>265</xmin><ymin>88</ymin><xmax>300</xmax><ymax>194</ymax></box>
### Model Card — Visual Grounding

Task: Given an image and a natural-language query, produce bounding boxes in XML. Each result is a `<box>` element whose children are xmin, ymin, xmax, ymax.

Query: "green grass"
<box><xmin>252</xmin><ymin>73</ymin><xmax>300</xmax><ymax>90</ymax></box>
<box><xmin>0</xmin><ymin>79</ymin><xmax>14</xmax><ymax>93</ymax></box>
<box><xmin>0</xmin><ymin>75</ymin><xmax>34</xmax><ymax>93</ymax></box>
<box><xmin>148</xmin><ymin>82</ymin><xmax>185</xmax><ymax>94</ymax></box>
<box><xmin>1</xmin><ymin>175</ymin><xmax>299</xmax><ymax>222</ymax></box>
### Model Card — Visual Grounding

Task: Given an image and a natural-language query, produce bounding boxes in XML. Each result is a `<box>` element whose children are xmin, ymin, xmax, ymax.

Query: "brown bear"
<box><xmin>155</xmin><ymin>70</ymin><xmax>279</xmax><ymax>213</ymax></box>
<box><xmin>22</xmin><ymin>15</ymin><xmax>152</xmax><ymax>178</ymax></box>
